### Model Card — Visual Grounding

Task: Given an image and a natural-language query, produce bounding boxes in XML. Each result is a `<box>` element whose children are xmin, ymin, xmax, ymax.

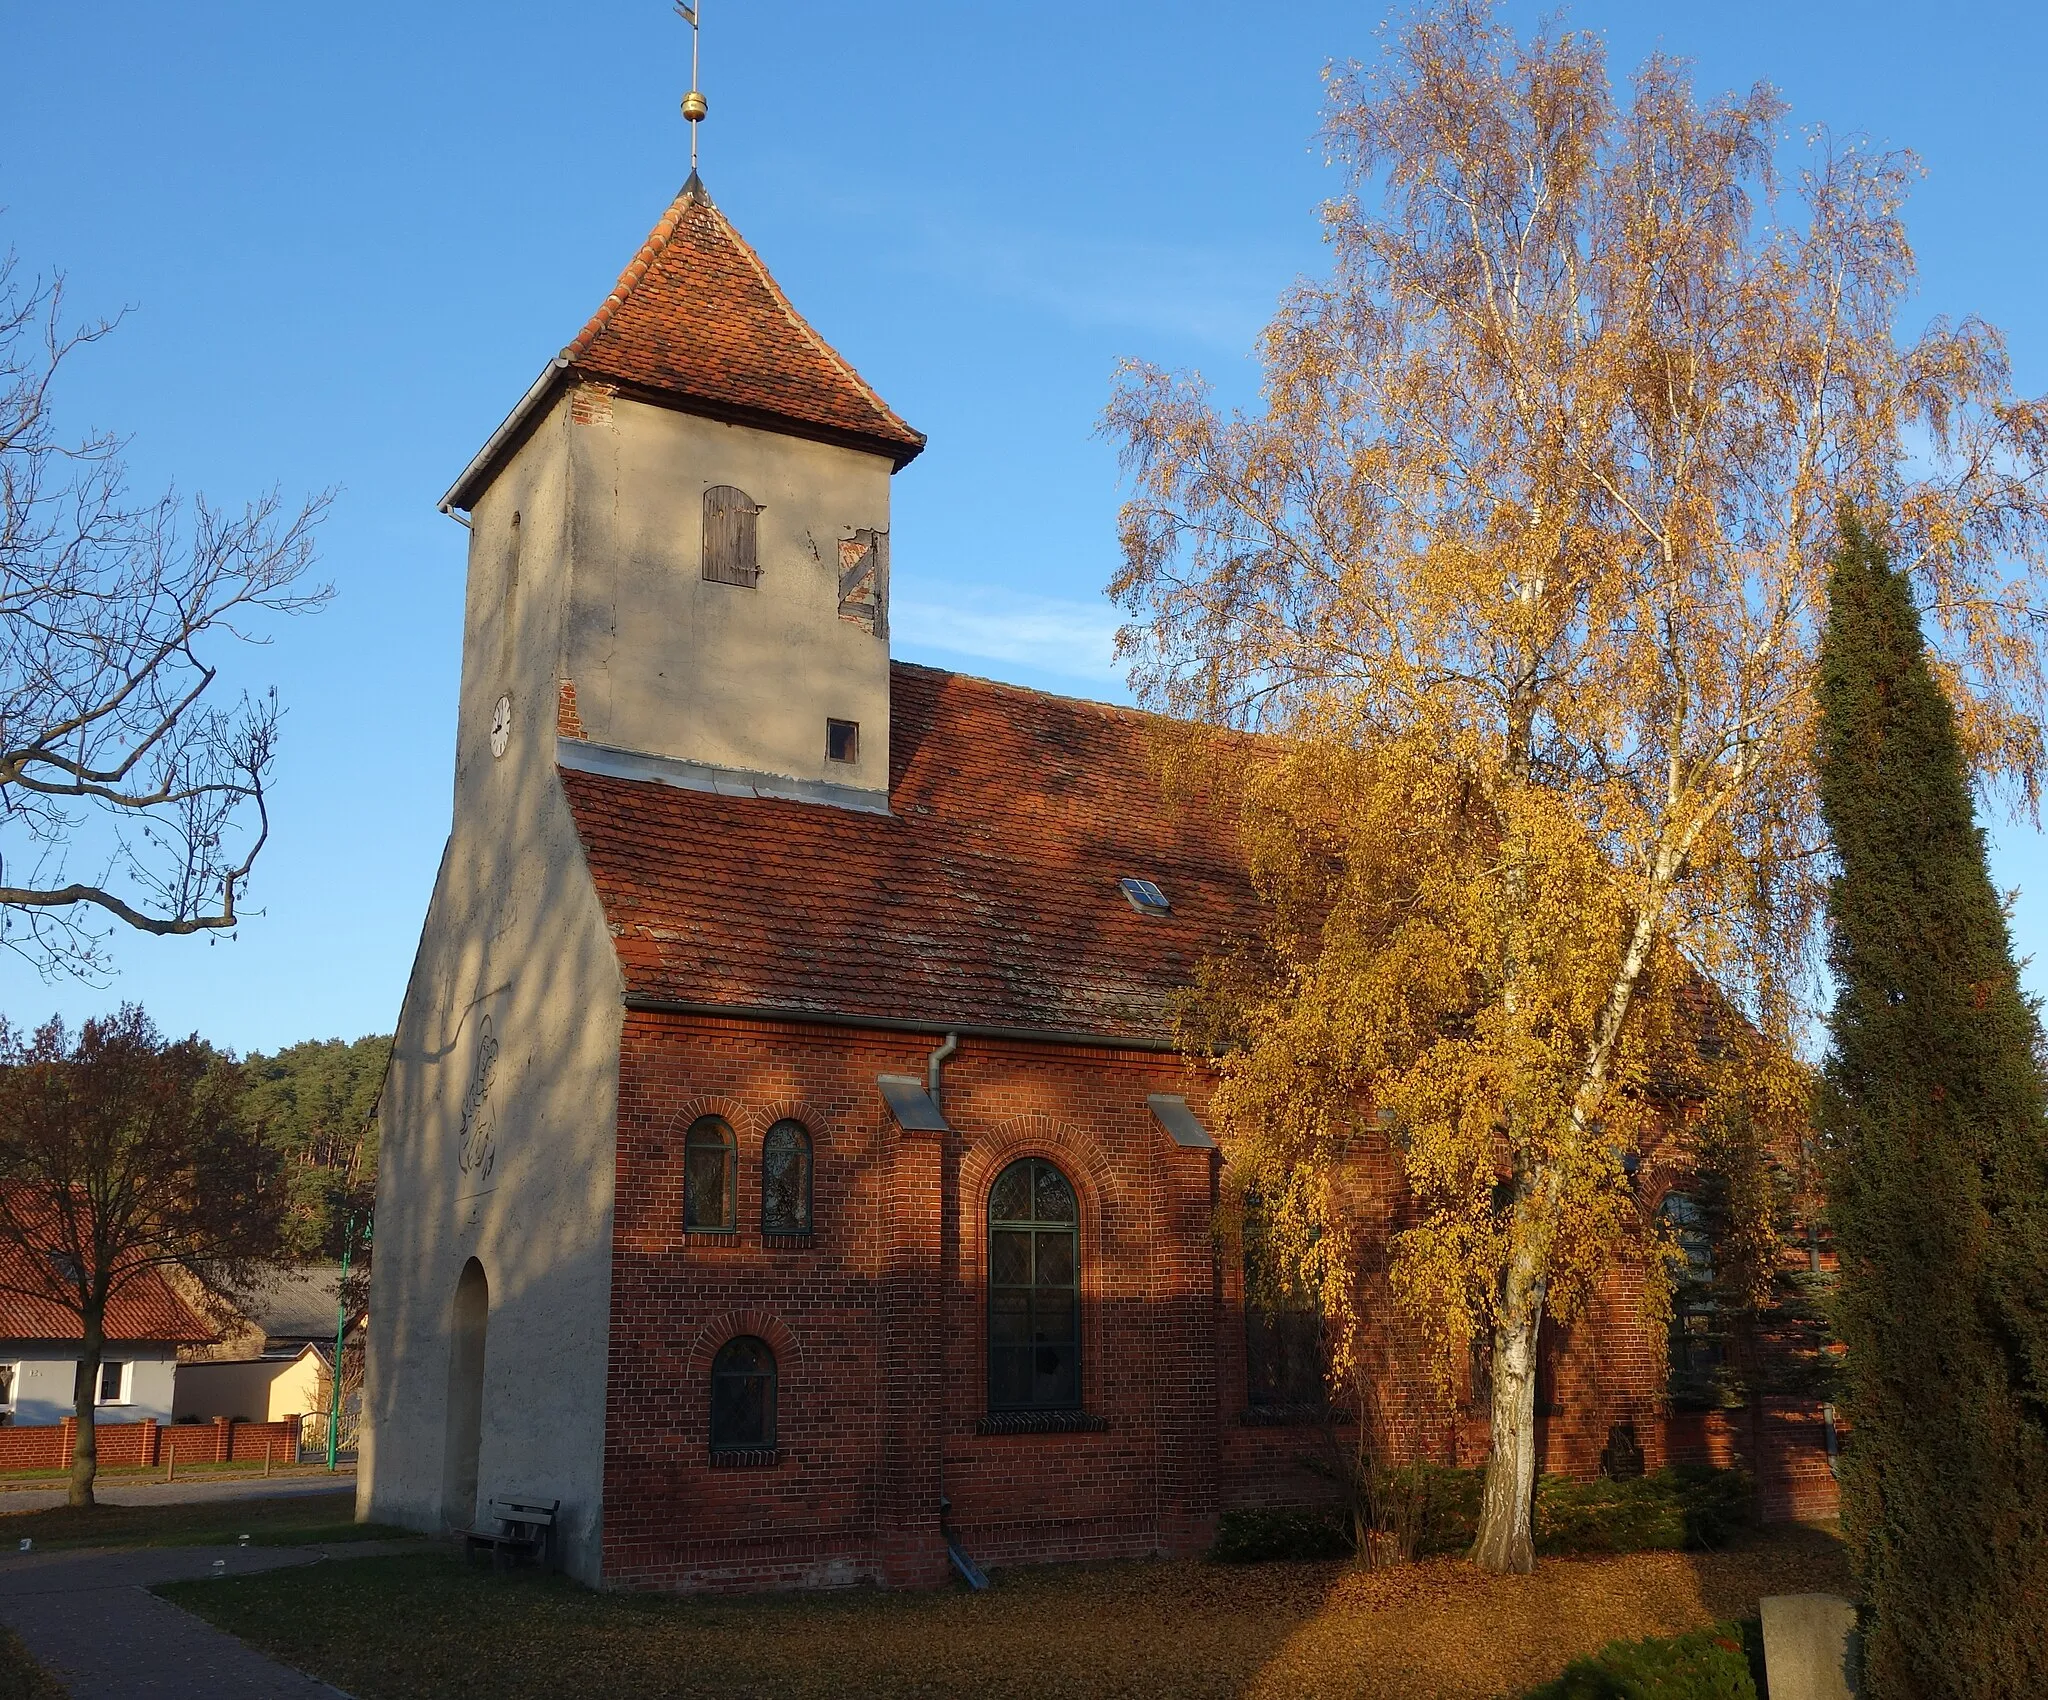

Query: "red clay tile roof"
<box><xmin>0</xmin><ymin>1203</ymin><xmax>215</xmax><ymax>1343</ymax></box>
<box><xmin>561</xmin><ymin>664</ymin><xmax>1256</xmax><ymax>1043</ymax></box>
<box><xmin>563</xmin><ymin>178</ymin><xmax>924</xmax><ymax>466</ymax></box>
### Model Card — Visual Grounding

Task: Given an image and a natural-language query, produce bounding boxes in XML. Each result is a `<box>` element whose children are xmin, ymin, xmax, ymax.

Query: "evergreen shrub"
<box><xmin>1815</xmin><ymin>515</ymin><xmax>2048</xmax><ymax>1694</ymax></box>
<box><xmin>1213</xmin><ymin>1465</ymin><xmax>1750</xmax><ymax>1562</ymax></box>
<box><xmin>1210</xmin><ymin>1506</ymin><xmax>1352</xmax><ymax>1562</ymax></box>
<box><xmin>1536</xmin><ymin>1466</ymin><xmax>1753</xmax><ymax>1555</ymax></box>
<box><xmin>1519</xmin><ymin>1620</ymin><xmax>1762</xmax><ymax>1700</ymax></box>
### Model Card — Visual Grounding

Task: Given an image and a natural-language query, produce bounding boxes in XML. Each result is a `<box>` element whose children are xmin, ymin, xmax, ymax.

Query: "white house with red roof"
<box><xmin>0</xmin><ymin>1238</ymin><xmax>213</xmax><ymax>1427</ymax></box>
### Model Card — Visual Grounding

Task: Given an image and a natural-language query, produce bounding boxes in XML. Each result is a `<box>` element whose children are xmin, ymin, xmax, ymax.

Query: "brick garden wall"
<box><xmin>0</xmin><ymin>1414</ymin><xmax>301</xmax><ymax>1471</ymax></box>
<box><xmin>603</xmin><ymin>1010</ymin><xmax>1837</xmax><ymax>1593</ymax></box>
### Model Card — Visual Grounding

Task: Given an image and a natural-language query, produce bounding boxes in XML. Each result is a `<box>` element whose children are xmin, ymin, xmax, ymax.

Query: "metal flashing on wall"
<box><xmin>1147</xmin><ymin>1094</ymin><xmax>1215</xmax><ymax>1149</ymax></box>
<box><xmin>878</xmin><ymin>1074</ymin><xmax>950</xmax><ymax>1132</ymax></box>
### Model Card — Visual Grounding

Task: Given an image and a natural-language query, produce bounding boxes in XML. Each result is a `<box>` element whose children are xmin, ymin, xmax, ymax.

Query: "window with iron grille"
<box><xmin>701</xmin><ymin>486</ymin><xmax>761</xmax><ymax>587</ymax></box>
<box><xmin>987</xmin><ymin>1158</ymin><xmax>1080</xmax><ymax>1412</ymax></box>
<box><xmin>684</xmin><ymin>1115</ymin><xmax>737</xmax><ymax>1231</ymax></box>
<box><xmin>710</xmin><ymin>1336</ymin><xmax>776</xmax><ymax>1451</ymax></box>
<box><xmin>762</xmin><ymin>1120</ymin><xmax>813</xmax><ymax>1235</ymax></box>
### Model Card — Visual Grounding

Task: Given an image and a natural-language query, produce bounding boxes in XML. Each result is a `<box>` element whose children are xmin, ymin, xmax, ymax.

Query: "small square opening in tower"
<box><xmin>826</xmin><ymin>719</ymin><xmax>860</xmax><ymax>764</ymax></box>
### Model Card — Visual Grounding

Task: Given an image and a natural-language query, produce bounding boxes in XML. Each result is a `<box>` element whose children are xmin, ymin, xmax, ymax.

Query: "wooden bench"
<box><xmin>459</xmin><ymin>1498</ymin><xmax>558</xmax><ymax>1571</ymax></box>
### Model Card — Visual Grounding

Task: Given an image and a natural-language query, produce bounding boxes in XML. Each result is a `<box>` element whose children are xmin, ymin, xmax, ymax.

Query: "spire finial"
<box><xmin>675</xmin><ymin>1</ymin><xmax>706</xmax><ymax>175</ymax></box>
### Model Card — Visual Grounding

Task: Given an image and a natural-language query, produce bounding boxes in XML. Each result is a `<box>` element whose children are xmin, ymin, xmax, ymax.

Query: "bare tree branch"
<box><xmin>0</xmin><ymin>240</ymin><xmax>329</xmax><ymax>978</ymax></box>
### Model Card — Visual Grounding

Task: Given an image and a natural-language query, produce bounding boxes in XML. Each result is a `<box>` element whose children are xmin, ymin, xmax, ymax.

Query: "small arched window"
<box><xmin>988</xmin><ymin>1157</ymin><xmax>1080</xmax><ymax>1412</ymax></box>
<box><xmin>762</xmin><ymin>1120</ymin><xmax>813</xmax><ymax>1236</ymax></box>
<box><xmin>684</xmin><ymin>1115</ymin><xmax>736</xmax><ymax>1231</ymax></box>
<box><xmin>702</xmin><ymin>485</ymin><xmax>761</xmax><ymax>587</ymax></box>
<box><xmin>709</xmin><ymin>1335</ymin><xmax>776</xmax><ymax>1452</ymax></box>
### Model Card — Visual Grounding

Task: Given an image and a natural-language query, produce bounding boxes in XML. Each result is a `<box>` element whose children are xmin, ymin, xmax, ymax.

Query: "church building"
<box><xmin>360</xmin><ymin>166</ymin><xmax>1828</xmax><ymax>1590</ymax></box>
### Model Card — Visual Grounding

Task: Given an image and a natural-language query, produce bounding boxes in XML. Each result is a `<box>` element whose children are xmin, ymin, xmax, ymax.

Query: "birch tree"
<box><xmin>1105</xmin><ymin>1</ymin><xmax>2048</xmax><ymax>1571</ymax></box>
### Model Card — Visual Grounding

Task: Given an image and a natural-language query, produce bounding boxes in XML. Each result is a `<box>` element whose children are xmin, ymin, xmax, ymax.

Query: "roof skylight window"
<box><xmin>1119</xmin><ymin>877</ymin><xmax>1171</xmax><ymax>916</ymax></box>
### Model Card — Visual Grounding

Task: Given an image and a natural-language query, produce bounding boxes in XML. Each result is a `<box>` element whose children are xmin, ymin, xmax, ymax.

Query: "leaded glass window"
<box><xmin>762</xmin><ymin>1120</ymin><xmax>813</xmax><ymax>1235</ymax></box>
<box><xmin>987</xmin><ymin>1157</ymin><xmax>1080</xmax><ymax>1412</ymax></box>
<box><xmin>685</xmin><ymin>1115</ymin><xmax>736</xmax><ymax>1231</ymax></box>
<box><xmin>709</xmin><ymin>1336</ymin><xmax>776</xmax><ymax>1450</ymax></box>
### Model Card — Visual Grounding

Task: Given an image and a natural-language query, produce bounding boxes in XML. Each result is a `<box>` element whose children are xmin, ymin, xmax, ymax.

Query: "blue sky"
<box><xmin>3</xmin><ymin>1</ymin><xmax>2046</xmax><ymax>1053</ymax></box>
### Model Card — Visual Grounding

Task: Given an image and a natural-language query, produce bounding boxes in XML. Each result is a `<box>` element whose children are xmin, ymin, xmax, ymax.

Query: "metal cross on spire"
<box><xmin>676</xmin><ymin>0</ymin><xmax>707</xmax><ymax>176</ymax></box>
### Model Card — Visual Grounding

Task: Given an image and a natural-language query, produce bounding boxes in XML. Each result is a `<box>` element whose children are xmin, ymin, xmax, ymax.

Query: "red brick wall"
<box><xmin>603</xmin><ymin>1013</ymin><xmax>1222</xmax><ymax>1591</ymax></box>
<box><xmin>0</xmin><ymin>1415</ymin><xmax>300</xmax><ymax>1471</ymax></box>
<box><xmin>602</xmin><ymin>1011</ymin><xmax>1836</xmax><ymax>1592</ymax></box>
<box><xmin>1666</xmin><ymin>1399</ymin><xmax>1843</xmax><ymax>1524</ymax></box>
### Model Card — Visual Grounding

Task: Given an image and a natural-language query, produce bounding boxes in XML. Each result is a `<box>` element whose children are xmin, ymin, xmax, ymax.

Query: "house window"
<box><xmin>685</xmin><ymin>1116</ymin><xmax>737</xmax><ymax>1231</ymax></box>
<box><xmin>0</xmin><ymin>1363</ymin><xmax>14</xmax><ymax>1424</ymax></box>
<box><xmin>762</xmin><ymin>1120</ymin><xmax>813</xmax><ymax>1235</ymax></box>
<box><xmin>1243</xmin><ymin>1197</ymin><xmax>1325</xmax><ymax>1410</ymax></box>
<box><xmin>709</xmin><ymin>1336</ymin><xmax>776</xmax><ymax>1451</ymax></box>
<box><xmin>97</xmin><ymin>1361</ymin><xmax>128</xmax><ymax>1405</ymax></box>
<box><xmin>702</xmin><ymin>486</ymin><xmax>761</xmax><ymax>587</ymax></box>
<box><xmin>826</xmin><ymin>719</ymin><xmax>859</xmax><ymax>764</ymax></box>
<box><xmin>988</xmin><ymin>1157</ymin><xmax>1080</xmax><ymax>1412</ymax></box>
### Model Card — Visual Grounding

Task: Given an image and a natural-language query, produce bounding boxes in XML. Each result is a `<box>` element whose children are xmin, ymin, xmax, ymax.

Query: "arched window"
<box><xmin>709</xmin><ymin>1336</ymin><xmax>776</xmax><ymax>1452</ymax></box>
<box><xmin>762</xmin><ymin>1120</ymin><xmax>813</xmax><ymax>1235</ymax></box>
<box><xmin>684</xmin><ymin>1116</ymin><xmax>736</xmax><ymax>1231</ymax></box>
<box><xmin>702</xmin><ymin>486</ymin><xmax>761</xmax><ymax>587</ymax></box>
<box><xmin>987</xmin><ymin>1157</ymin><xmax>1079</xmax><ymax>1412</ymax></box>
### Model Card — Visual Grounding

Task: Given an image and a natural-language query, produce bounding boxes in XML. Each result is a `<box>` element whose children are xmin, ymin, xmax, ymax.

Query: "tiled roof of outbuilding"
<box><xmin>564</xmin><ymin>177</ymin><xmax>924</xmax><ymax>466</ymax></box>
<box><xmin>0</xmin><ymin>1200</ymin><xmax>215</xmax><ymax>1343</ymax></box>
<box><xmin>560</xmin><ymin>664</ymin><xmax>1256</xmax><ymax>1044</ymax></box>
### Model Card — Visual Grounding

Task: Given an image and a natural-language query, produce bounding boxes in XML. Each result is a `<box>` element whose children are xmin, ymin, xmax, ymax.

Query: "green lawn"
<box><xmin>160</xmin><ymin>1526</ymin><xmax>1849</xmax><ymax>1700</ymax></box>
<box><xmin>0</xmin><ymin>1489</ymin><xmax>409</xmax><ymax>1551</ymax></box>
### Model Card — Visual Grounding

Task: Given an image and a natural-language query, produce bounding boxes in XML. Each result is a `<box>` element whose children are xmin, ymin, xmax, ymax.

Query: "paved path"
<box><xmin>0</xmin><ymin>1473</ymin><xmax>356</xmax><ymax>1513</ymax></box>
<box><xmin>0</xmin><ymin>1541</ymin><xmax>409</xmax><ymax>1699</ymax></box>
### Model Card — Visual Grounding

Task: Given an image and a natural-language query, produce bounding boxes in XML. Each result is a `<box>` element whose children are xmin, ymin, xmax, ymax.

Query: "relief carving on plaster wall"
<box><xmin>457</xmin><ymin>1013</ymin><xmax>500</xmax><ymax>1183</ymax></box>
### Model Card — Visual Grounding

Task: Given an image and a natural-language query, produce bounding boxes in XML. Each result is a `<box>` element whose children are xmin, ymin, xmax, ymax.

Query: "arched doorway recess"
<box><xmin>442</xmin><ymin>1257</ymin><xmax>489</xmax><ymax>1529</ymax></box>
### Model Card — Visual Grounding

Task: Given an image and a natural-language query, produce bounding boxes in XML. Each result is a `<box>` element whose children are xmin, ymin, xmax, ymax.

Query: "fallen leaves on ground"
<box><xmin>161</xmin><ymin>1524</ymin><xmax>1848</xmax><ymax>1699</ymax></box>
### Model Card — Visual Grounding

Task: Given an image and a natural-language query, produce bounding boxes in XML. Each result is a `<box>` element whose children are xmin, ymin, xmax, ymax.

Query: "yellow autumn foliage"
<box><xmin>1109</xmin><ymin>2</ymin><xmax>2048</xmax><ymax>1569</ymax></box>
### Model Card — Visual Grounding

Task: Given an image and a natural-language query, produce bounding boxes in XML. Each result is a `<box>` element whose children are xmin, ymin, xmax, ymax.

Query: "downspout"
<box><xmin>926</xmin><ymin>1031</ymin><xmax>960</xmax><ymax>1113</ymax></box>
<box><xmin>925</xmin><ymin>1032</ymin><xmax>986</xmax><ymax>1587</ymax></box>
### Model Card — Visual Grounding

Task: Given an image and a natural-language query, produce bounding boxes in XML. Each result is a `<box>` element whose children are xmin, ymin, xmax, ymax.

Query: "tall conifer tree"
<box><xmin>1816</xmin><ymin>514</ymin><xmax>2048</xmax><ymax>1694</ymax></box>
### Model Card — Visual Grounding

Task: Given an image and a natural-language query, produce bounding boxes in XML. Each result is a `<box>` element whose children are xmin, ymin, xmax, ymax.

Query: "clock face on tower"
<box><xmin>491</xmin><ymin>694</ymin><xmax>512</xmax><ymax>759</ymax></box>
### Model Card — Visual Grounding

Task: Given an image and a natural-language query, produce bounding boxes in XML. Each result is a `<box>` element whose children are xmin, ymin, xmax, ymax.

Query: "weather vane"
<box><xmin>676</xmin><ymin>0</ymin><xmax>707</xmax><ymax>176</ymax></box>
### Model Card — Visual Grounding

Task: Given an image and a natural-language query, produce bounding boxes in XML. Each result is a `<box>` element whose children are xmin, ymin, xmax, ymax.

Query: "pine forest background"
<box><xmin>238</xmin><ymin>1033</ymin><xmax>388</xmax><ymax>1261</ymax></box>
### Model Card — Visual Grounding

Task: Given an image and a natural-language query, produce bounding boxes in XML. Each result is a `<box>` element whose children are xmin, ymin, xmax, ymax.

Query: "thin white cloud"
<box><xmin>904</xmin><ymin>221</ymin><xmax>1287</xmax><ymax>349</ymax></box>
<box><xmin>893</xmin><ymin>586</ymin><xmax>1127</xmax><ymax>682</ymax></box>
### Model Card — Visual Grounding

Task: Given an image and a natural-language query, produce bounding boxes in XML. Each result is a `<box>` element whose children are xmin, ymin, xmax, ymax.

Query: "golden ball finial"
<box><xmin>681</xmin><ymin>90</ymin><xmax>708</xmax><ymax>122</ymax></box>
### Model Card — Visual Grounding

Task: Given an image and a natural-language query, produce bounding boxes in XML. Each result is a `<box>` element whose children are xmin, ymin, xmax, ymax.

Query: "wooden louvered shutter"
<box><xmin>701</xmin><ymin>486</ymin><xmax>761</xmax><ymax>586</ymax></box>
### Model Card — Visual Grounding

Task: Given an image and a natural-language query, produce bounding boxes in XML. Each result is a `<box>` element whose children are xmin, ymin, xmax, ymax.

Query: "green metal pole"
<box><xmin>327</xmin><ymin>1221</ymin><xmax>354</xmax><ymax>1472</ymax></box>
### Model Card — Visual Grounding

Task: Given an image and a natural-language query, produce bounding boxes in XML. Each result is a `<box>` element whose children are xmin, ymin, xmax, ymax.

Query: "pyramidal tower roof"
<box><xmin>445</xmin><ymin>176</ymin><xmax>924</xmax><ymax>512</ymax></box>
